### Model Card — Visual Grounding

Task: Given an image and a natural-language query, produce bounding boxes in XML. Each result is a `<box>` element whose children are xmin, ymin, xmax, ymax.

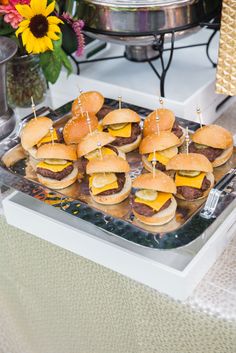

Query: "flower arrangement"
<box><xmin>0</xmin><ymin>0</ymin><xmax>85</xmax><ymax>83</ymax></box>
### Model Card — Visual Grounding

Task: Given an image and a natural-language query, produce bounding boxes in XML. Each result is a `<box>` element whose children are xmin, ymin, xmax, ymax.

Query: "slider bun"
<box><xmin>77</xmin><ymin>131</ymin><xmax>115</xmax><ymax>157</ymax></box>
<box><xmin>133</xmin><ymin>197</ymin><xmax>177</xmax><ymax>226</ymax></box>
<box><xmin>91</xmin><ymin>174</ymin><xmax>131</xmax><ymax>205</ymax></box>
<box><xmin>86</xmin><ymin>155</ymin><xmax>130</xmax><ymax>174</ymax></box>
<box><xmin>72</xmin><ymin>91</ymin><xmax>104</xmax><ymax>115</ymax></box>
<box><xmin>166</xmin><ymin>153</ymin><xmax>213</xmax><ymax>173</ymax></box>
<box><xmin>63</xmin><ymin>114</ymin><xmax>98</xmax><ymax>145</ymax></box>
<box><xmin>192</xmin><ymin>124</ymin><xmax>233</xmax><ymax>149</ymax></box>
<box><xmin>143</xmin><ymin>108</ymin><xmax>175</xmax><ymax>136</ymax></box>
<box><xmin>36</xmin><ymin>143</ymin><xmax>77</xmax><ymax>161</ymax></box>
<box><xmin>139</xmin><ymin>131</ymin><xmax>180</xmax><ymax>154</ymax></box>
<box><xmin>176</xmin><ymin>172</ymin><xmax>214</xmax><ymax>201</ymax></box>
<box><xmin>117</xmin><ymin>134</ymin><xmax>142</xmax><ymax>153</ymax></box>
<box><xmin>37</xmin><ymin>166</ymin><xmax>78</xmax><ymax>190</ymax></box>
<box><xmin>212</xmin><ymin>146</ymin><xmax>233</xmax><ymax>167</ymax></box>
<box><xmin>133</xmin><ymin>171</ymin><xmax>176</xmax><ymax>194</ymax></box>
<box><xmin>102</xmin><ymin>108</ymin><xmax>141</xmax><ymax>125</ymax></box>
<box><xmin>21</xmin><ymin>117</ymin><xmax>53</xmax><ymax>150</ymax></box>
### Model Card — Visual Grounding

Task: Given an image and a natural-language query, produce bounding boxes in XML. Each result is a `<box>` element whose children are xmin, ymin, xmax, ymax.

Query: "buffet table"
<box><xmin>0</xmin><ymin>72</ymin><xmax>236</xmax><ymax>353</ymax></box>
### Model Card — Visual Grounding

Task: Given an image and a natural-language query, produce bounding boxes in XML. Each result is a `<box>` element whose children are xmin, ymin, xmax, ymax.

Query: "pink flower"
<box><xmin>0</xmin><ymin>0</ymin><xmax>29</xmax><ymax>29</ymax></box>
<box><xmin>61</xmin><ymin>12</ymin><xmax>85</xmax><ymax>57</ymax></box>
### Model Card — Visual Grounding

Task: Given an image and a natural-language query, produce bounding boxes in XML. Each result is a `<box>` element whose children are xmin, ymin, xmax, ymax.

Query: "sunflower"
<box><xmin>15</xmin><ymin>0</ymin><xmax>63</xmax><ymax>54</ymax></box>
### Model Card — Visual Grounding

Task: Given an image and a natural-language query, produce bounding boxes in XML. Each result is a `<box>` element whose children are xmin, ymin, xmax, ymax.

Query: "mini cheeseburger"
<box><xmin>102</xmin><ymin>108</ymin><xmax>141</xmax><ymax>153</ymax></box>
<box><xmin>166</xmin><ymin>153</ymin><xmax>214</xmax><ymax>201</ymax></box>
<box><xmin>139</xmin><ymin>131</ymin><xmax>180</xmax><ymax>172</ymax></box>
<box><xmin>132</xmin><ymin>171</ymin><xmax>177</xmax><ymax>225</ymax></box>
<box><xmin>143</xmin><ymin>108</ymin><xmax>185</xmax><ymax>144</ymax></box>
<box><xmin>77</xmin><ymin>131</ymin><xmax>125</xmax><ymax>171</ymax></box>
<box><xmin>86</xmin><ymin>155</ymin><xmax>131</xmax><ymax>205</ymax></box>
<box><xmin>72</xmin><ymin>91</ymin><xmax>104</xmax><ymax>117</ymax></box>
<box><xmin>189</xmin><ymin>124</ymin><xmax>233</xmax><ymax>167</ymax></box>
<box><xmin>63</xmin><ymin>113</ymin><xmax>99</xmax><ymax>145</ymax></box>
<box><xmin>36</xmin><ymin>143</ymin><xmax>78</xmax><ymax>189</ymax></box>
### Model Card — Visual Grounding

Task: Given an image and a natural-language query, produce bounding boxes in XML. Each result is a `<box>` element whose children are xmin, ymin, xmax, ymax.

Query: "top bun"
<box><xmin>133</xmin><ymin>171</ymin><xmax>176</xmax><ymax>194</ymax></box>
<box><xmin>37</xmin><ymin>143</ymin><xmax>77</xmax><ymax>161</ymax></box>
<box><xmin>63</xmin><ymin>114</ymin><xmax>99</xmax><ymax>145</ymax></box>
<box><xmin>143</xmin><ymin>108</ymin><xmax>175</xmax><ymax>137</ymax></box>
<box><xmin>102</xmin><ymin>108</ymin><xmax>141</xmax><ymax>125</ymax></box>
<box><xmin>72</xmin><ymin>91</ymin><xmax>104</xmax><ymax>116</ymax></box>
<box><xmin>192</xmin><ymin>124</ymin><xmax>233</xmax><ymax>149</ymax></box>
<box><xmin>21</xmin><ymin>117</ymin><xmax>53</xmax><ymax>150</ymax></box>
<box><xmin>86</xmin><ymin>155</ymin><xmax>130</xmax><ymax>174</ymax></box>
<box><xmin>139</xmin><ymin>131</ymin><xmax>180</xmax><ymax>154</ymax></box>
<box><xmin>77</xmin><ymin>131</ymin><xmax>115</xmax><ymax>157</ymax></box>
<box><xmin>166</xmin><ymin>153</ymin><xmax>213</xmax><ymax>172</ymax></box>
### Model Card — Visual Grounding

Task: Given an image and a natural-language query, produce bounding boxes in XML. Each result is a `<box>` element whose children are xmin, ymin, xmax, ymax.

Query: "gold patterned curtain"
<box><xmin>216</xmin><ymin>0</ymin><xmax>236</xmax><ymax>95</ymax></box>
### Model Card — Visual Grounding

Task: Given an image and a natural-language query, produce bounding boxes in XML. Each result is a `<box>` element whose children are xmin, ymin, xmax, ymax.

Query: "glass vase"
<box><xmin>6</xmin><ymin>54</ymin><xmax>47</xmax><ymax>108</ymax></box>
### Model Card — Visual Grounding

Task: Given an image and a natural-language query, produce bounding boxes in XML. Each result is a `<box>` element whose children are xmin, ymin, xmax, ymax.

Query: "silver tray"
<box><xmin>0</xmin><ymin>98</ymin><xmax>235</xmax><ymax>250</ymax></box>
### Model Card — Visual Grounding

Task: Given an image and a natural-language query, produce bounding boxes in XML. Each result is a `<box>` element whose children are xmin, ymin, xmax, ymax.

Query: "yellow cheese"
<box><xmin>37</xmin><ymin>161</ymin><xmax>72</xmax><ymax>172</ymax></box>
<box><xmin>89</xmin><ymin>175</ymin><xmax>118</xmax><ymax>196</ymax></box>
<box><xmin>97</xmin><ymin>124</ymin><xmax>103</xmax><ymax>132</ymax></box>
<box><xmin>37</xmin><ymin>129</ymin><xmax>58</xmax><ymax>147</ymax></box>
<box><xmin>175</xmin><ymin>172</ymin><xmax>206</xmax><ymax>189</ymax></box>
<box><xmin>135</xmin><ymin>192</ymin><xmax>172</xmax><ymax>212</ymax></box>
<box><xmin>85</xmin><ymin>147</ymin><xmax>117</xmax><ymax>161</ymax></box>
<box><xmin>108</xmin><ymin>123</ymin><xmax>132</xmax><ymax>137</ymax></box>
<box><xmin>148</xmin><ymin>152</ymin><xmax>169</xmax><ymax>166</ymax></box>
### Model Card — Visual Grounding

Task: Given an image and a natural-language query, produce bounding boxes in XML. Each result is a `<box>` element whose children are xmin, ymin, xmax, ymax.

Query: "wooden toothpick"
<box><xmin>97</xmin><ymin>141</ymin><xmax>103</xmax><ymax>160</ymax></box>
<box><xmin>86</xmin><ymin>111</ymin><xmax>92</xmax><ymax>134</ymax></box>
<box><xmin>31</xmin><ymin>96</ymin><xmax>37</xmax><ymax>120</ymax></box>
<box><xmin>196</xmin><ymin>107</ymin><xmax>203</xmax><ymax>129</ymax></box>
<box><xmin>50</xmin><ymin>127</ymin><xmax>54</xmax><ymax>146</ymax></box>
<box><xmin>159</xmin><ymin>97</ymin><xmax>164</xmax><ymax>108</ymax></box>
<box><xmin>118</xmin><ymin>96</ymin><xmax>122</xmax><ymax>110</ymax></box>
<box><xmin>152</xmin><ymin>150</ymin><xmax>157</xmax><ymax>178</ymax></box>
<box><xmin>155</xmin><ymin>111</ymin><xmax>160</xmax><ymax>135</ymax></box>
<box><xmin>185</xmin><ymin>127</ymin><xmax>190</xmax><ymax>155</ymax></box>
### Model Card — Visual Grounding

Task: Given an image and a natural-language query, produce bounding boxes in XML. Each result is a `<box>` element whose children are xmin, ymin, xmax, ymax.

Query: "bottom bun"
<box><xmin>133</xmin><ymin>197</ymin><xmax>177</xmax><ymax>226</ymax></box>
<box><xmin>91</xmin><ymin>174</ymin><xmax>131</xmax><ymax>205</ymax></box>
<box><xmin>117</xmin><ymin>134</ymin><xmax>142</xmax><ymax>153</ymax></box>
<box><xmin>117</xmin><ymin>148</ymin><xmax>126</xmax><ymax>160</ymax></box>
<box><xmin>176</xmin><ymin>172</ymin><xmax>214</xmax><ymax>201</ymax></box>
<box><xmin>37</xmin><ymin>166</ymin><xmax>78</xmax><ymax>190</ymax></box>
<box><xmin>212</xmin><ymin>146</ymin><xmax>233</xmax><ymax>168</ymax></box>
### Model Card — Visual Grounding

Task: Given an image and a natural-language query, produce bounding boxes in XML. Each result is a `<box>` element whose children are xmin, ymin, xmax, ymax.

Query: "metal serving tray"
<box><xmin>0</xmin><ymin>98</ymin><xmax>235</xmax><ymax>250</ymax></box>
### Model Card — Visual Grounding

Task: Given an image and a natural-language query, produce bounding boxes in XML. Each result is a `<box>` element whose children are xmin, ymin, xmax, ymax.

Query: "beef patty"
<box><xmin>81</xmin><ymin>145</ymin><xmax>119</xmax><ymax>172</ymax></box>
<box><xmin>144</xmin><ymin>155</ymin><xmax>166</xmax><ymax>171</ymax></box>
<box><xmin>91</xmin><ymin>173</ymin><xmax>126</xmax><ymax>196</ymax></box>
<box><xmin>171</xmin><ymin>121</ymin><xmax>183</xmax><ymax>138</ymax></box>
<box><xmin>189</xmin><ymin>142</ymin><xmax>222</xmax><ymax>162</ymax></box>
<box><xmin>109</xmin><ymin>123</ymin><xmax>141</xmax><ymax>147</ymax></box>
<box><xmin>37</xmin><ymin>164</ymin><xmax>73</xmax><ymax>181</ymax></box>
<box><xmin>132</xmin><ymin>197</ymin><xmax>172</xmax><ymax>217</ymax></box>
<box><xmin>177</xmin><ymin>176</ymin><xmax>211</xmax><ymax>200</ymax></box>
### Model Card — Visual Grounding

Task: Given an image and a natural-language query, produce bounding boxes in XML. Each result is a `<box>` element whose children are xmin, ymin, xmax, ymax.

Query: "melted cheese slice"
<box><xmin>85</xmin><ymin>147</ymin><xmax>117</xmax><ymax>161</ymax></box>
<box><xmin>175</xmin><ymin>172</ymin><xmax>206</xmax><ymax>189</ymax></box>
<box><xmin>89</xmin><ymin>175</ymin><xmax>118</xmax><ymax>196</ymax></box>
<box><xmin>97</xmin><ymin>124</ymin><xmax>103</xmax><ymax>132</ymax></box>
<box><xmin>148</xmin><ymin>152</ymin><xmax>169</xmax><ymax>166</ymax></box>
<box><xmin>37</xmin><ymin>129</ymin><xmax>58</xmax><ymax>147</ymax></box>
<box><xmin>37</xmin><ymin>161</ymin><xmax>72</xmax><ymax>172</ymax></box>
<box><xmin>108</xmin><ymin>123</ymin><xmax>131</xmax><ymax>137</ymax></box>
<box><xmin>135</xmin><ymin>192</ymin><xmax>172</xmax><ymax>212</ymax></box>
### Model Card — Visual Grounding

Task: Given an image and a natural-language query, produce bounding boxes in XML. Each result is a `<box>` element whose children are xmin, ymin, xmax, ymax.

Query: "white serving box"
<box><xmin>3</xmin><ymin>191</ymin><xmax>236</xmax><ymax>301</ymax></box>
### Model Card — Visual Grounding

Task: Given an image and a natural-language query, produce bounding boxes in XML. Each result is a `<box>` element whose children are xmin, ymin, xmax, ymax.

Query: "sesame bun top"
<box><xmin>143</xmin><ymin>108</ymin><xmax>175</xmax><ymax>136</ymax></box>
<box><xmin>72</xmin><ymin>91</ymin><xmax>104</xmax><ymax>116</ymax></box>
<box><xmin>166</xmin><ymin>153</ymin><xmax>213</xmax><ymax>172</ymax></box>
<box><xmin>36</xmin><ymin>143</ymin><xmax>77</xmax><ymax>161</ymax></box>
<box><xmin>192</xmin><ymin>124</ymin><xmax>233</xmax><ymax>149</ymax></box>
<box><xmin>77</xmin><ymin>131</ymin><xmax>115</xmax><ymax>158</ymax></box>
<box><xmin>133</xmin><ymin>171</ymin><xmax>176</xmax><ymax>194</ymax></box>
<box><xmin>63</xmin><ymin>114</ymin><xmax>99</xmax><ymax>145</ymax></box>
<box><xmin>102</xmin><ymin>108</ymin><xmax>141</xmax><ymax>125</ymax></box>
<box><xmin>86</xmin><ymin>155</ymin><xmax>130</xmax><ymax>174</ymax></box>
<box><xmin>21</xmin><ymin>117</ymin><xmax>53</xmax><ymax>150</ymax></box>
<box><xmin>139</xmin><ymin>131</ymin><xmax>180</xmax><ymax>154</ymax></box>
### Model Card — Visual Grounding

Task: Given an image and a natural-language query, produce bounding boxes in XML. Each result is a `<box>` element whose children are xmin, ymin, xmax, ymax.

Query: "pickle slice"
<box><xmin>45</xmin><ymin>159</ymin><xmax>68</xmax><ymax>165</ymax></box>
<box><xmin>135</xmin><ymin>189</ymin><xmax>157</xmax><ymax>201</ymax></box>
<box><xmin>195</xmin><ymin>143</ymin><xmax>208</xmax><ymax>149</ymax></box>
<box><xmin>178</xmin><ymin>170</ymin><xmax>201</xmax><ymax>177</ymax></box>
<box><xmin>92</xmin><ymin>173</ymin><xmax>117</xmax><ymax>188</ymax></box>
<box><xmin>85</xmin><ymin>149</ymin><xmax>100</xmax><ymax>160</ymax></box>
<box><xmin>109</xmin><ymin>123</ymin><xmax>128</xmax><ymax>130</ymax></box>
<box><xmin>159</xmin><ymin>146</ymin><xmax>178</xmax><ymax>159</ymax></box>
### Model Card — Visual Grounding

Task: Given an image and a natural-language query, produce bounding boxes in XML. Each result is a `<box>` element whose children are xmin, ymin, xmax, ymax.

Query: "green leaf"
<box><xmin>58</xmin><ymin>47</ymin><xmax>73</xmax><ymax>76</ymax></box>
<box><xmin>39</xmin><ymin>50</ymin><xmax>62</xmax><ymax>84</ymax></box>
<box><xmin>0</xmin><ymin>23</ymin><xmax>15</xmax><ymax>36</ymax></box>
